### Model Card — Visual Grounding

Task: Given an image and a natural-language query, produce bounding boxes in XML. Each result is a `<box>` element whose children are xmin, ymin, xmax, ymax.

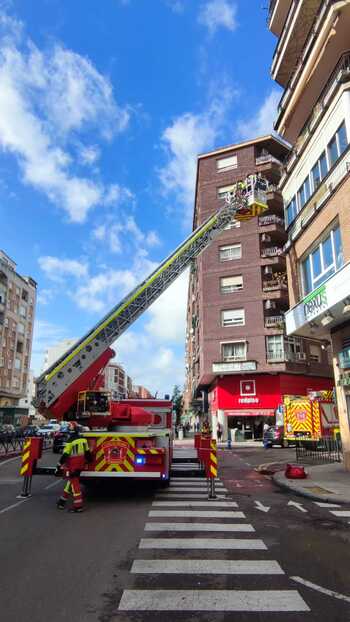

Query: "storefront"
<box><xmin>285</xmin><ymin>261</ymin><xmax>350</xmax><ymax>468</ymax></box>
<box><xmin>209</xmin><ymin>373</ymin><xmax>333</xmax><ymax>441</ymax></box>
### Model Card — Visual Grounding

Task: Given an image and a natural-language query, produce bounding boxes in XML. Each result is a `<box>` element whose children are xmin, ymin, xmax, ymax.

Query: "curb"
<box><xmin>272</xmin><ymin>471</ymin><xmax>350</xmax><ymax>505</ymax></box>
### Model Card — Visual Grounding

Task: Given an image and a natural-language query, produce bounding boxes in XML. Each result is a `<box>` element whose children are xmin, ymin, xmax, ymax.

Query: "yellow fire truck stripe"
<box><xmin>127</xmin><ymin>449</ymin><xmax>135</xmax><ymax>461</ymax></box>
<box><xmin>96</xmin><ymin>459</ymin><xmax>107</xmax><ymax>471</ymax></box>
<box><xmin>20</xmin><ymin>463</ymin><xmax>29</xmax><ymax>475</ymax></box>
<box><xmin>23</xmin><ymin>441</ymin><xmax>31</xmax><ymax>451</ymax></box>
<box><xmin>96</xmin><ymin>437</ymin><xmax>106</xmax><ymax>448</ymax></box>
<box><xmin>22</xmin><ymin>451</ymin><xmax>30</xmax><ymax>463</ymax></box>
<box><xmin>122</xmin><ymin>460</ymin><xmax>134</xmax><ymax>472</ymax></box>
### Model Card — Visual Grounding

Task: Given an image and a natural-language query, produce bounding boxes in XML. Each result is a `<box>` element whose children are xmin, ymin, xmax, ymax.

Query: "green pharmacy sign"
<box><xmin>303</xmin><ymin>284</ymin><xmax>328</xmax><ymax>321</ymax></box>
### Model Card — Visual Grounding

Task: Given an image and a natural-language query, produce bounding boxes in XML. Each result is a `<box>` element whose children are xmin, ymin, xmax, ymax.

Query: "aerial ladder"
<box><xmin>22</xmin><ymin>175</ymin><xmax>268</xmax><ymax>487</ymax></box>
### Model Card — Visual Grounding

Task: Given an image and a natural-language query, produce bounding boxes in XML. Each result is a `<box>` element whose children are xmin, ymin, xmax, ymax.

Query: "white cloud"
<box><xmin>38</xmin><ymin>256</ymin><xmax>88</xmax><ymax>282</ymax></box>
<box><xmin>0</xmin><ymin>16</ymin><xmax>130</xmax><ymax>222</ymax></box>
<box><xmin>158</xmin><ymin>86</ymin><xmax>235</xmax><ymax>225</ymax></box>
<box><xmin>80</xmin><ymin>145</ymin><xmax>100</xmax><ymax>166</ymax></box>
<box><xmin>198</xmin><ymin>0</ymin><xmax>237</xmax><ymax>35</ymax></box>
<box><xmin>92</xmin><ymin>214</ymin><xmax>161</xmax><ymax>254</ymax></box>
<box><xmin>145</xmin><ymin>270</ymin><xmax>188</xmax><ymax>343</ymax></box>
<box><xmin>237</xmin><ymin>89</ymin><xmax>281</xmax><ymax>140</ymax></box>
<box><xmin>36</xmin><ymin>288</ymin><xmax>54</xmax><ymax>305</ymax></box>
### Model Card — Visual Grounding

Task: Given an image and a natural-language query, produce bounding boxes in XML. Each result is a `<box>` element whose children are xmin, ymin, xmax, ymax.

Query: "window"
<box><xmin>217</xmin><ymin>184</ymin><xmax>235</xmax><ymax>199</ymax></box>
<box><xmin>219</xmin><ymin>243</ymin><xmax>241</xmax><ymax>262</ymax></box>
<box><xmin>14</xmin><ymin>358</ymin><xmax>21</xmax><ymax>370</ymax></box>
<box><xmin>266</xmin><ymin>334</ymin><xmax>284</xmax><ymax>359</ymax></box>
<box><xmin>19</xmin><ymin>305</ymin><xmax>26</xmax><ymax>318</ymax></box>
<box><xmin>309</xmin><ymin>344</ymin><xmax>321</xmax><ymax>363</ymax></box>
<box><xmin>337</xmin><ymin>121</ymin><xmax>348</xmax><ymax>155</ymax></box>
<box><xmin>16</xmin><ymin>341</ymin><xmax>23</xmax><ymax>354</ymax></box>
<box><xmin>301</xmin><ymin>225</ymin><xmax>344</xmax><ymax>294</ymax></box>
<box><xmin>311</xmin><ymin>161</ymin><xmax>321</xmax><ymax>190</ymax></box>
<box><xmin>17</xmin><ymin>322</ymin><xmax>25</xmax><ymax>334</ymax></box>
<box><xmin>216</xmin><ymin>155</ymin><xmax>237</xmax><ymax>171</ymax></box>
<box><xmin>286</xmin><ymin>197</ymin><xmax>297</xmax><ymax>226</ymax></box>
<box><xmin>221</xmin><ymin>341</ymin><xmax>246</xmax><ymax>361</ymax></box>
<box><xmin>285</xmin><ymin>336</ymin><xmax>303</xmax><ymax>358</ymax></box>
<box><xmin>221</xmin><ymin>308</ymin><xmax>245</xmax><ymax>327</ymax></box>
<box><xmin>224</xmin><ymin>221</ymin><xmax>240</xmax><ymax>230</ymax></box>
<box><xmin>220</xmin><ymin>275</ymin><xmax>243</xmax><ymax>294</ymax></box>
<box><xmin>297</xmin><ymin>176</ymin><xmax>310</xmax><ymax>210</ymax></box>
<box><xmin>21</xmin><ymin>290</ymin><xmax>28</xmax><ymax>302</ymax></box>
<box><xmin>328</xmin><ymin>134</ymin><xmax>338</xmax><ymax>167</ymax></box>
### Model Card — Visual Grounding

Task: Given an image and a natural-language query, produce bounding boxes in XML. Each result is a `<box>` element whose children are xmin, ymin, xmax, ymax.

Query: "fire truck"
<box><xmin>29</xmin><ymin>175</ymin><xmax>268</xmax><ymax>485</ymax></box>
<box><xmin>284</xmin><ymin>391</ymin><xmax>339</xmax><ymax>442</ymax></box>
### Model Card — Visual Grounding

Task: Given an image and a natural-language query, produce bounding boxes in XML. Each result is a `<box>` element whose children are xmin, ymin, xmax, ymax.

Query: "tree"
<box><xmin>171</xmin><ymin>385</ymin><xmax>183</xmax><ymax>426</ymax></box>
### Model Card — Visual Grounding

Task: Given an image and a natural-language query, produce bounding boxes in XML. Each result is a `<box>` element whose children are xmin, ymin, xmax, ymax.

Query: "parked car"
<box><xmin>52</xmin><ymin>430</ymin><xmax>70</xmax><ymax>453</ymax></box>
<box><xmin>21</xmin><ymin>425</ymin><xmax>40</xmax><ymax>437</ymax></box>
<box><xmin>264</xmin><ymin>425</ymin><xmax>291</xmax><ymax>448</ymax></box>
<box><xmin>37</xmin><ymin>424</ymin><xmax>60</xmax><ymax>437</ymax></box>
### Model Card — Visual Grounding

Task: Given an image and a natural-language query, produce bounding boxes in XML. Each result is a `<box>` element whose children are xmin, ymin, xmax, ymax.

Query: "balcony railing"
<box><xmin>284</xmin><ymin>52</ymin><xmax>350</xmax><ymax>170</ymax></box>
<box><xmin>259</xmin><ymin>214</ymin><xmax>284</xmax><ymax>227</ymax></box>
<box><xmin>265</xmin><ymin>315</ymin><xmax>284</xmax><ymax>327</ymax></box>
<box><xmin>262</xmin><ymin>279</ymin><xmax>288</xmax><ymax>292</ymax></box>
<box><xmin>267</xmin><ymin>349</ymin><xmax>306</xmax><ymax>362</ymax></box>
<box><xmin>266</xmin><ymin>350</ymin><xmax>285</xmax><ymax>362</ymax></box>
<box><xmin>261</xmin><ymin>246</ymin><xmax>284</xmax><ymax>258</ymax></box>
<box><xmin>277</xmin><ymin>0</ymin><xmax>342</xmax><ymax>119</ymax></box>
<box><xmin>255</xmin><ymin>154</ymin><xmax>283</xmax><ymax>166</ymax></box>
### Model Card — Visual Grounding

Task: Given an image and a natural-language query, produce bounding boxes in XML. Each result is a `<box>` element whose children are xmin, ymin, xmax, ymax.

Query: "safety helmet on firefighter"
<box><xmin>68</xmin><ymin>421</ymin><xmax>79</xmax><ymax>432</ymax></box>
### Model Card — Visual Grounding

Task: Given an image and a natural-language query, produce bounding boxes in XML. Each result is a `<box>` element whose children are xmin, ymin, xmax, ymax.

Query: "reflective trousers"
<box><xmin>61</xmin><ymin>476</ymin><xmax>83</xmax><ymax>509</ymax></box>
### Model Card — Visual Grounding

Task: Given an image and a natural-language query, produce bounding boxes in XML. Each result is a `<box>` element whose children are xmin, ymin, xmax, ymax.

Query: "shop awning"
<box><xmin>224</xmin><ymin>409</ymin><xmax>275</xmax><ymax>417</ymax></box>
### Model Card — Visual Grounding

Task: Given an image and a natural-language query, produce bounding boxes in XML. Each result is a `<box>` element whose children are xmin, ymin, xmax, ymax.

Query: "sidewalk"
<box><xmin>273</xmin><ymin>462</ymin><xmax>350</xmax><ymax>505</ymax></box>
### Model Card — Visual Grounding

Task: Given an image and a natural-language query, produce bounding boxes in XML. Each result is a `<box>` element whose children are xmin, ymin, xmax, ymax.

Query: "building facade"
<box><xmin>269</xmin><ymin>0</ymin><xmax>350</xmax><ymax>467</ymax></box>
<box><xmin>0</xmin><ymin>250</ymin><xmax>37</xmax><ymax>406</ymax></box>
<box><xmin>42</xmin><ymin>338</ymin><xmax>77</xmax><ymax>372</ymax></box>
<box><xmin>104</xmin><ymin>362</ymin><xmax>132</xmax><ymax>400</ymax></box>
<box><xmin>184</xmin><ymin>135</ymin><xmax>333</xmax><ymax>440</ymax></box>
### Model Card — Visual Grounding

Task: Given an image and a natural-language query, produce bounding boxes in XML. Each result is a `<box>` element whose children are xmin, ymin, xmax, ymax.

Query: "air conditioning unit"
<box><xmin>261</xmin><ymin>233</ymin><xmax>271</xmax><ymax>242</ymax></box>
<box><xmin>264</xmin><ymin>266</ymin><xmax>273</xmax><ymax>275</ymax></box>
<box><xmin>297</xmin><ymin>353</ymin><xmax>307</xmax><ymax>361</ymax></box>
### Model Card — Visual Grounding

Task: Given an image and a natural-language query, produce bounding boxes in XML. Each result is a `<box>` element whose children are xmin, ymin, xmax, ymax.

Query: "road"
<box><xmin>1</xmin><ymin>445</ymin><xmax>350</xmax><ymax>621</ymax></box>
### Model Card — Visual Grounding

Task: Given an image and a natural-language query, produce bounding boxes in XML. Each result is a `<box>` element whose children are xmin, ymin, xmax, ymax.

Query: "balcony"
<box><xmin>268</xmin><ymin>0</ymin><xmax>294</xmax><ymax>35</ymax></box>
<box><xmin>262</xmin><ymin>279</ymin><xmax>288</xmax><ymax>293</ymax></box>
<box><xmin>271</xmin><ymin>0</ymin><xmax>322</xmax><ymax>87</ymax></box>
<box><xmin>265</xmin><ymin>315</ymin><xmax>285</xmax><ymax>328</ymax></box>
<box><xmin>255</xmin><ymin>154</ymin><xmax>283</xmax><ymax>167</ymax></box>
<box><xmin>261</xmin><ymin>246</ymin><xmax>284</xmax><ymax>258</ymax></box>
<box><xmin>259</xmin><ymin>214</ymin><xmax>284</xmax><ymax>227</ymax></box>
<box><xmin>284</xmin><ymin>53</ymin><xmax>350</xmax><ymax>172</ymax></box>
<box><xmin>266</xmin><ymin>349</ymin><xmax>307</xmax><ymax>363</ymax></box>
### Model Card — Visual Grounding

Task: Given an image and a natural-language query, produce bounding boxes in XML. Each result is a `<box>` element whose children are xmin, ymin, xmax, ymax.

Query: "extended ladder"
<box><xmin>35</xmin><ymin>176</ymin><xmax>268</xmax><ymax>411</ymax></box>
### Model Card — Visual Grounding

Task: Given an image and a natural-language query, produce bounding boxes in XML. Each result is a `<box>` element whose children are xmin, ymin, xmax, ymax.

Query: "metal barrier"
<box><xmin>195</xmin><ymin>435</ymin><xmax>218</xmax><ymax>499</ymax></box>
<box><xmin>296</xmin><ymin>438</ymin><xmax>342</xmax><ymax>465</ymax></box>
<box><xmin>0</xmin><ymin>435</ymin><xmax>52</xmax><ymax>457</ymax></box>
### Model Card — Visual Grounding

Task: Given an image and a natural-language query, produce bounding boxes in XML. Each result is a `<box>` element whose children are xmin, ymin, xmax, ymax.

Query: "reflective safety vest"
<box><xmin>61</xmin><ymin>437</ymin><xmax>89</xmax><ymax>472</ymax></box>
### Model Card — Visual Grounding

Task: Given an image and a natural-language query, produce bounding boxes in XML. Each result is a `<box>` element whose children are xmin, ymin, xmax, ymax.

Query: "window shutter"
<box><xmin>217</xmin><ymin>155</ymin><xmax>237</xmax><ymax>171</ymax></box>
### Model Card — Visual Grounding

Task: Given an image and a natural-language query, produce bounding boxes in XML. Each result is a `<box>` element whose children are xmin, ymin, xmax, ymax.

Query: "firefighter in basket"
<box><xmin>56</xmin><ymin>422</ymin><xmax>92</xmax><ymax>513</ymax></box>
<box><xmin>201</xmin><ymin>418</ymin><xmax>211</xmax><ymax>436</ymax></box>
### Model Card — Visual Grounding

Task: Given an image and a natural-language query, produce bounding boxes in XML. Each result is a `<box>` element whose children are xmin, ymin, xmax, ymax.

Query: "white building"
<box><xmin>42</xmin><ymin>338</ymin><xmax>77</xmax><ymax>372</ymax></box>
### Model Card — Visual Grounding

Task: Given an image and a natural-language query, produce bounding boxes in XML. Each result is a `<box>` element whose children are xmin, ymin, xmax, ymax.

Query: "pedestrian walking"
<box><xmin>56</xmin><ymin>422</ymin><xmax>92</xmax><ymax>513</ymax></box>
<box><xmin>217</xmin><ymin>422</ymin><xmax>223</xmax><ymax>442</ymax></box>
<box><xmin>263</xmin><ymin>422</ymin><xmax>271</xmax><ymax>449</ymax></box>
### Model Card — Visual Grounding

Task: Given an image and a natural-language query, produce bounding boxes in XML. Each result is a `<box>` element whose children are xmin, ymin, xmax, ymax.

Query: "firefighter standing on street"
<box><xmin>56</xmin><ymin>422</ymin><xmax>91</xmax><ymax>513</ymax></box>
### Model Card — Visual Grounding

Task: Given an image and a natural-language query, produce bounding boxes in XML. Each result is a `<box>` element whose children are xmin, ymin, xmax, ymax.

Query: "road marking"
<box><xmin>152</xmin><ymin>501</ymin><xmax>238</xmax><ymax>507</ymax></box>
<box><xmin>155</xmin><ymin>493</ymin><xmax>226</xmax><ymax>499</ymax></box>
<box><xmin>149</xmin><ymin>510</ymin><xmax>245</xmax><ymax>518</ymax></box>
<box><xmin>170</xmin><ymin>481</ymin><xmax>224</xmax><ymax>487</ymax></box>
<box><xmin>170</xmin><ymin>477</ymin><xmax>207</xmax><ymax>481</ymax></box>
<box><xmin>118</xmin><ymin>589</ymin><xmax>309</xmax><ymax>611</ymax></box>
<box><xmin>167</xmin><ymin>487</ymin><xmax>227</xmax><ymax>492</ymax></box>
<box><xmin>291</xmin><ymin>576</ymin><xmax>350</xmax><ymax>604</ymax></box>
<box><xmin>44</xmin><ymin>480</ymin><xmax>61</xmax><ymax>490</ymax></box>
<box><xmin>313</xmin><ymin>502</ymin><xmax>341</xmax><ymax>508</ymax></box>
<box><xmin>330</xmin><ymin>510</ymin><xmax>350</xmax><ymax>517</ymax></box>
<box><xmin>139</xmin><ymin>538</ymin><xmax>267</xmax><ymax>550</ymax></box>
<box><xmin>255</xmin><ymin>500</ymin><xmax>270</xmax><ymax>513</ymax></box>
<box><xmin>288</xmin><ymin>500</ymin><xmax>307</xmax><ymax>513</ymax></box>
<box><xmin>131</xmin><ymin>559</ymin><xmax>284</xmax><ymax>574</ymax></box>
<box><xmin>144</xmin><ymin>522</ymin><xmax>255</xmax><ymax>532</ymax></box>
<box><xmin>0</xmin><ymin>456</ymin><xmax>20</xmax><ymax>467</ymax></box>
<box><xmin>0</xmin><ymin>498</ymin><xmax>29</xmax><ymax>514</ymax></box>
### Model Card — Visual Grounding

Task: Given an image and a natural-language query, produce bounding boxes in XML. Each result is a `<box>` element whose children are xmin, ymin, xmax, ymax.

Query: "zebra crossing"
<box><xmin>117</xmin><ymin>472</ymin><xmax>311</xmax><ymax>614</ymax></box>
<box><xmin>314</xmin><ymin>501</ymin><xmax>350</xmax><ymax>524</ymax></box>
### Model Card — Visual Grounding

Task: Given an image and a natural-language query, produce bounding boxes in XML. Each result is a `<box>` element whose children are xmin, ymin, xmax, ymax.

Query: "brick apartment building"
<box><xmin>268</xmin><ymin>0</ymin><xmax>350</xmax><ymax>467</ymax></box>
<box><xmin>0</xmin><ymin>250</ymin><xmax>37</xmax><ymax>407</ymax></box>
<box><xmin>104</xmin><ymin>362</ymin><xmax>133</xmax><ymax>399</ymax></box>
<box><xmin>184</xmin><ymin>135</ymin><xmax>333</xmax><ymax>440</ymax></box>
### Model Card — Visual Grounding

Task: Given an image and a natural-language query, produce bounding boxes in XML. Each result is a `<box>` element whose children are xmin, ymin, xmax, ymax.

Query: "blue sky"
<box><xmin>0</xmin><ymin>0</ymin><xmax>281</xmax><ymax>395</ymax></box>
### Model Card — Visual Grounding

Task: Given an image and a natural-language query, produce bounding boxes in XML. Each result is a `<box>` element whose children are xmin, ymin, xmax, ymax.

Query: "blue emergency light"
<box><xmin>136</xmin><ymin>455</ymin><xmax>146</xmax><ymax>465</ymax></box>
